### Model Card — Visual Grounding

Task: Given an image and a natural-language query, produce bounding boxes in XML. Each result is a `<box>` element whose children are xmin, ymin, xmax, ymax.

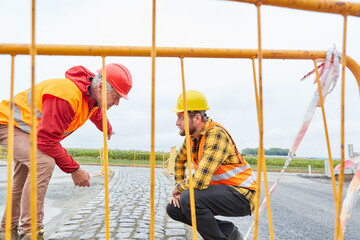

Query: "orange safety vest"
<box><xmin>190</xmin><ymin>121</ymin><xmax>257</xmax><ymax>190</ymax></box>
<box><xmin>0</xmin><ymin>78</ymin><xmax>97</xmax><ymax>138</ymax></box>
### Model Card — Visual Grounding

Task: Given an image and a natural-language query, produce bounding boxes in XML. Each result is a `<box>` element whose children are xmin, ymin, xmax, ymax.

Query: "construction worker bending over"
<box><xmin>166</xmin><ymin>90</ymin><xmax>256</xmax><ymax>240</ymax></box>
<box><xmin>0</xmin><ymin>63</ymin><xmax>132</xmax><ymax>240</ymax></box>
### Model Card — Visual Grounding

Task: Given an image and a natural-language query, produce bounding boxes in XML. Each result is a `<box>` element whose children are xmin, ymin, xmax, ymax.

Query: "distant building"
<box><xmin>348</xmin><ymin>144</ymin><xmax>359</xmax><ymax>158</ymax></box>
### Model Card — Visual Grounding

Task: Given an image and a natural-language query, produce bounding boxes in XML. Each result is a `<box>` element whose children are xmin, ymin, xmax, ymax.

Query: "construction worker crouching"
<box><xmin>0</xmin><ymin>63</ymin><xmax>132</xmax><ymax>240</ymax></box>
<box><xmin>166</xmin><ymin>90</ymin><xmax>256</xmax><ymax>240</ymax></box>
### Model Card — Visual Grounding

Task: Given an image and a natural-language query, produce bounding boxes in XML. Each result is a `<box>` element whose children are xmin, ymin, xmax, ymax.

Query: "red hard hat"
<box><xmin>97</xmin><ymin>63</ymin><xmax>132</xmax><ymax>100</ymax></box>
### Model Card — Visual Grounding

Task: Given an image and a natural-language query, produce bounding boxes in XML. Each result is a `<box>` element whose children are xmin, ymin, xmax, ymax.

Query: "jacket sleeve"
<box><xmin>89</xmin><ymin>107</ymin><xmax>113</xmax><ymax>135</ymax></box>
<box><xmin>37</xmin><ymin>95</ymin><xmax>80</xmax><ymax>173</ymax></box>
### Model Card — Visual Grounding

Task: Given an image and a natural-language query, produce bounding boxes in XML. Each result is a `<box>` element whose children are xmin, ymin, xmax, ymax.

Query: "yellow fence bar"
<box><xmin>180</xmin><ymin>57</ymin><xmax>198</xmax><ymax>240</ymax></box>
<box><xmin>30</xmin><ymin>0</ymin><xmax>38</xmax><ymax>239</ymax></box>
<box><xmin>5</xmin><ymin>55</ymin><xmax>15</xmax><ymax>240</ymax></box>
<box><xmin>253</xmin><ymin>5</ymin><xmax>262</xmax><ymax>240</ymax></box>
<box><xmin>313</xmin><ymin>60</ymin><xmax>343</xmax><ymax>240</ymax></box>
<box><xmin>336</xmin><ymin>14</ymin><xmax>348</xmax><ymax>240</ymax></box>
<box><xmin>313</xmin><ymin>60</ymin><xmax>338</xmax><ymax>203</ymax></box>
<box><xmin>253</xmin><ymin>4</ymin><xmax>266</xmax><ymax>239</ymax></box>
<box><xmin>252</xmin><ymin>56</ymin><xmax>275</xmax><ymax>240</ymax></box>
<box><xmin>227</xmin><ymin>0</ymin><xmax>360</xmax><ymax>17</ymax></box>
<box><xmin>0</xmin><ymin>44</ymin><xmax>341</xmax><ymax>58</ymax></box>
<box><xmin>149</xmin><ymin>0</ymin><xmax>157</xmax><ymax>239</ymax></box>
<box><xmin>101</xmin><ymin>56</ymin><xmax>110</xmax><ymax>240</ymax></box>
<box><xmin>0</xmin><ymin>44</ymin><xmax>359</xmax><ymax>89</ymax></box>
<box><xmin>258</xmin><ymin>7</ymin><xmax>274</xmax><ymax>239</ymax></box>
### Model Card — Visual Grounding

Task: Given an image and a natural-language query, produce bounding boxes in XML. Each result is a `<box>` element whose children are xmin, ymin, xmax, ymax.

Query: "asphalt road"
<box><xmin>223</xmin><ymin>173</ymin><xmax>360</xmax><ymax>240</ymax></box>
<box><xmin>0</xmin><ymin>164</ymin><xmax>359</xmax><ymax>240</ymax></box>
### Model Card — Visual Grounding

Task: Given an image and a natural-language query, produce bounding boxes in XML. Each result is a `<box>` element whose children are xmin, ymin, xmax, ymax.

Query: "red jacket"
<box><xmin>0</xmin><ymin>66</ymin><xmax>112</xmax><ymax>173</ymax></box>
<box><xmin>38</xmin><ymin>66</ymin><xmax>112</xmax><ymax>173</ymax></box>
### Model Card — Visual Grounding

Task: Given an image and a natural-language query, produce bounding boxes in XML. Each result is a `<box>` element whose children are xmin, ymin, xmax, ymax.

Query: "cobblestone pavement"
<box><xmin>48</xmin><ymin>167</ymin><xmax>187</xmax><ymax>240</ymax></box>
<box><xmin>2</xmin><ymin>165</ymin><xmax>358</xmax><ymax>239</ymax></box>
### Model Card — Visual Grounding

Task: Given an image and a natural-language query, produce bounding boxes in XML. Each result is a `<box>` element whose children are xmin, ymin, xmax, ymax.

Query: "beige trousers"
<box><xmin>0</xmin><ymin>125</ymin><xmax>55</xmax><ymax>234</ymax></box>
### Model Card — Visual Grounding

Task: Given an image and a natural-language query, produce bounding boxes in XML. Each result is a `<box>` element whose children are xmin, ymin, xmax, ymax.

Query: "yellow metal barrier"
<box><xmin>2</xmin><ymin>42</ymin><xmax>359</xmax><ymax>240</ymax></box>
<box><xmin>313</xmin><ymin>59</ymin><xmax>342</xmax><ymax>239</ymax></box>
<box><xmin>150</xmin><ymin>1</ymin><xmax>156</xmax><ymax>239</ymax></box>
<box><xmin>1</xmin><ymin>44</ymin><xmax>359</xmax><ymax>91</ymax></box>
<box><xmin>252</xmin><ymin>6</ymin><xmax>274</xmax><ymax>238</ymax></box>
<box><xmin>228</xmin><ymin>0</ymin><xmax>360</xmax><ymax>17</ymax></box>
<box><xmin>5</xmin><ymin>55</ymin><xmax>15</xmax><ymax>240</ymax></box>
<box><xmin>2</xmin><ymin>47</ymin><xmax>359</xmax><ymax>240</ymax></box>
<box><xmin>1</xmin><ymin>1</ymin><xmax>360</xmax><ymax>239</ymax></box>
<box><xmin>94</xmin><ymin>148</ymin><xmax>113</xmax><ymax>177</ymax></box>
<box><xmin>29</xmin><ymin>0</ymin><xmax>38</xmax><ymax>238</ymax></box>
<box><xmin>180</xmin><ymin>57</ymin><xmax>198</xmax><ymax>239</ymax></box>
<box><xmin>133</xmin><ymin>152</ymin><xmax>151</xmax><ymax>166</ymax></box>
<box><xmin>336</xmin><ymin>14</ymin><xmax>348</xmax><ymax>240</ymax></box>
<box><xmin>101</xmin><ymin>56</ymin><xmax>111</xmax><ymax>240</ymax></box>
<box><xmin>162</xmin><ymin>146</ymin><xmax>176</xmax><ymax>176</ymax></box>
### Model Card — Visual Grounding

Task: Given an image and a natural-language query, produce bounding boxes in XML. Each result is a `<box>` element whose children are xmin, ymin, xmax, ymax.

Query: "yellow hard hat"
<box><xmin>173</xmin><ymin>90</ymin><xmax>210</xmax><ymax>113</ymax></box>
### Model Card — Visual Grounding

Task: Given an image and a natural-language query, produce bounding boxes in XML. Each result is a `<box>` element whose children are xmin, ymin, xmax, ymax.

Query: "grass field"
<box><xmin>69</xmin><ymin>149</ymin><xmax>340</xmax><ymax>174</ymax></box>
<box><xmin>0</xmin><ymin>147</ymin><xmax>340</xmax><ymax>174</ymax></box>
<box><xmin>73</xmin><ymin>156</ymin><xmax>164</xmax><ymax>167</ymax></box>
<box><xmin>245</xmin><ymin>156</ymin><xmax>340</xmax><ymax>173</ymax></box>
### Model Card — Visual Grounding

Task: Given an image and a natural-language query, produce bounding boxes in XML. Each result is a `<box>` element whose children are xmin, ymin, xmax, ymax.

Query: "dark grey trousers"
<box><xmin>166</xmin><ymin>185</ymin><xmax>252</xmax><ymax>240</ymax></box>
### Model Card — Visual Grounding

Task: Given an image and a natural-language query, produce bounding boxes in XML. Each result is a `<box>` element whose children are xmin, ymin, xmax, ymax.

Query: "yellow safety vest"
<box><xmin>0</xmin><ymin>78</ymin><xmax>97</xmax><ymax>138</ymax></box>
<box><xmin>190</xmin><ymin>121</ymin><xmax>257</xmax><ymax>190</ymax></box>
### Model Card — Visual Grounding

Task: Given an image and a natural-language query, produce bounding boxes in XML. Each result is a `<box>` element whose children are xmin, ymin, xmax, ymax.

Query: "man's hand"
<box><xmin>108</xmin><ymin>131</ymin><xmax>115</xmax><ymax>140</ymax></box>
<box><xmin>170</xmin><ymin>186</ymin><xmax>181</xmax><ymax>208</ymax></box>
<box><xmin>71</xmin><ymin>168</ymin><xmax>90</xmax><ymax>187</ymax></box>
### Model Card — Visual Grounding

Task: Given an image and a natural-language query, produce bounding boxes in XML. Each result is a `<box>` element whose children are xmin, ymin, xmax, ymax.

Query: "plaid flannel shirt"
<box><xmin>174</xmin><ymin>118</ymin><xmax>255</xmax><ymax>213</ymax></box>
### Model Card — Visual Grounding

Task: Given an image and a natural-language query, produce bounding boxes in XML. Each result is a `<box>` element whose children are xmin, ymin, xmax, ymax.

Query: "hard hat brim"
<box><xmin>172</xmin><ymin>108</ymin><xmax>209</xmax><ymax>113</ymax></box>
<box><xmin>114</xmin><ymin>89</ymin><xmax>129</xmax><ymax>100</ymax></box>
<box><xmin>172</xmin><ymin>110</ymin><xmax>183</xmax><ymax>113</ymax></box>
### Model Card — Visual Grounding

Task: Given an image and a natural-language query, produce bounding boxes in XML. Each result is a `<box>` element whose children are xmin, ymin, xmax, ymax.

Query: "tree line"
<box><xmin>241</xmin><ymin>147</ymin><xmax>290</xmax><ymax>156</ymax></box>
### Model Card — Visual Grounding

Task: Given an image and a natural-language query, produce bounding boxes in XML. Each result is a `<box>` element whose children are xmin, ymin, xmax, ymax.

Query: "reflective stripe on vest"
<box><xmin>211</xmin><ymin>163</ymin><xmax>250</xmax><ymax>181</ymax></box>
<box><xmin>27</xmin><ymin>90</ymin><xmax>42</xmax><ymax>119</ymax></box>
<box><xmin>14</xmin><ymin>103</ymin><xmax>31</xmax><ymax>133</ymax></box>
<box><xmin>63</xmin><ymin>131</ymin><xmax>73</xmax><ymax>136</ymax></box>
<box><xmin>190</xmin><ymin>121</ymin><xmax>257</xmax><ymax>190</ymax></box>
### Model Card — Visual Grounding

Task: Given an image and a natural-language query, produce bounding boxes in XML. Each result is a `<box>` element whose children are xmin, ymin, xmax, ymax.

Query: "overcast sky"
<box><xmin>0</xmin><ymin>0</ymin><xmax>359</xmax><ymax>159</ymax></box>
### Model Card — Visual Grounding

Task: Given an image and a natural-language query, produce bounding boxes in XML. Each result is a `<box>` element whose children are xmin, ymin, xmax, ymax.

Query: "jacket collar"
<box><xmin>192</xmin><ymin>118</ymin><xmax>212</xmax><ymax>140</ymax></box>
<box><xmin>65</xmin><ymin>66</ymin><xmax>97</xmax><ymax>109</ymax></box>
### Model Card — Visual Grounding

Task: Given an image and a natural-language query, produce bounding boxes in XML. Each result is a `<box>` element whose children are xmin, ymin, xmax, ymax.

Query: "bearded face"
<box><xmin>179</xmin><ymin>120</ymin><xmax>197</xmax><ymax>136</ymax></box>
<box><xmin>176</xmin><ymin>113</ymin><xmax>197</xmax><ymax>136</ymax></box>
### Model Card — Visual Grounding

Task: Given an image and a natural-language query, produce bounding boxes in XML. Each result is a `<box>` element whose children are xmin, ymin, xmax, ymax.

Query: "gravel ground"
<box><xmin>1</xmin><ymin>164</ymin><xmax>359</xmax><ymax>240</ymax></box>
